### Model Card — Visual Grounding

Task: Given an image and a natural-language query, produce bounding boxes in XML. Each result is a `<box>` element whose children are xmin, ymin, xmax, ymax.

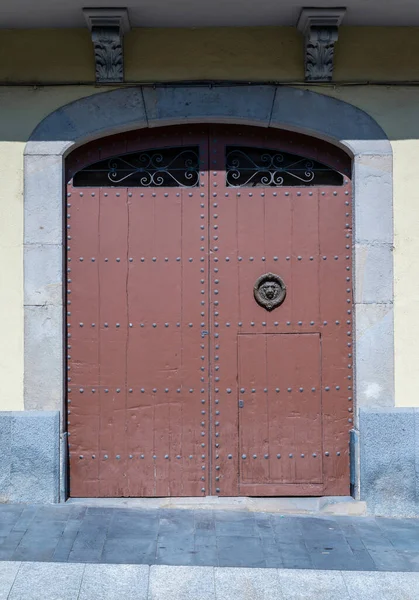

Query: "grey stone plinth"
<box><xmin>359</xmin><ymin>407</ymin><xmax>419</xmax><ymax>517</ymax></box>
<box><xmin>0</xmin><ymin>411</ymin><xmax>60</xmax><ymax>504</ymax></box>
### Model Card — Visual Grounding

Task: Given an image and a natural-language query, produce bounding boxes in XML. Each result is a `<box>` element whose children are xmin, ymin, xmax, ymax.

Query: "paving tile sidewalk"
<box><xmin>2</xmin><ymin>563</ymin><xmax>419</xmax><ymax>600</ymax></box>
<box><xmin>0</xmin><ymin>504</ymin><xmax>418</xmax><ymax>571</ymax></box>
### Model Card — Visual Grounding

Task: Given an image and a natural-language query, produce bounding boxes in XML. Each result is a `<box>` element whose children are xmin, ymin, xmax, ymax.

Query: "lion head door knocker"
<box><xmin>253</xmin><ymin>273</ymin><xmax>286</xmax><ymax>311</ymax></box>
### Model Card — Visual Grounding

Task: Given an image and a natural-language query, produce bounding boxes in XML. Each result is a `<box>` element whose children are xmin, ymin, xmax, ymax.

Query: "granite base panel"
<box><xmin>359</xmin><ymin>407</ymin><xmax>419</xmax><ymax>517</ymax></box>
<box><xmin>1</xmin><ymin>408</ymin><xmax>419</xmax><ymax>515</ymax></box>
<box><xmin>0</xmin><ymin>411</ymin><xmax>60</xmax><ymax>503</ymax></box>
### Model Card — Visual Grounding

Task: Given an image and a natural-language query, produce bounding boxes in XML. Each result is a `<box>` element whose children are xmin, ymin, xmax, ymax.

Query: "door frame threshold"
<box><xmin>67</xmin><ymin>496</ymin><xmax>366</xmax><ymax>516</ymax></box>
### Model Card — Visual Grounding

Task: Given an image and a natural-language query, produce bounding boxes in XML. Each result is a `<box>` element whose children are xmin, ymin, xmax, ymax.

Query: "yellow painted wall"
<box><xmin>0</xmin><ymin>87</ymin><xmax>97</xmax><ymax>410</ymax></box>
<box><xmin>1</xmin><ymin>27</ymin><xmax>419</xmax><ymax>83</ymax></box>
<box><xmin>1</xmin><ymin>26</ymin><xmax>419</xmax><ymax>409</ymax></box>
<box><xmin>0</xmin><ymin>142</ymin><xmax>24</xmax><ymax>410</ymax></box>
<box><xmin>313</xmin><ymin>87</ymin><xmax>419</xmax><ymax>410</ymax></box>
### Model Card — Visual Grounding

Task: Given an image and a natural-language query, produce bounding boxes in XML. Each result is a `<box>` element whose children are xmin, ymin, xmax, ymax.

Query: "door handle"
<box><xmin>239</xmin><ymin>399</ymin><xmax>244</xmax><ymax>408</ymax></box>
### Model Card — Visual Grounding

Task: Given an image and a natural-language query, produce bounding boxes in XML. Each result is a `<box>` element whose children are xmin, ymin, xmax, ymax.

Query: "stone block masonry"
<box><xmin>0</xmin><ymin>411</ymin><xmax>60</xmax><ymax>503</ymax></box>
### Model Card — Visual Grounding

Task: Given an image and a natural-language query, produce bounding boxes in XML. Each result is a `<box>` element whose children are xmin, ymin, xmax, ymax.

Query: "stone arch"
<box><xmin>27</xmin><ymin>86</ymin><xmax>390</xmax><ymax>157</ymax></box>
<box><xmin>23</xmin><ymin>85</ymin><xmax>393</xmax><ymax>499</ymax></box>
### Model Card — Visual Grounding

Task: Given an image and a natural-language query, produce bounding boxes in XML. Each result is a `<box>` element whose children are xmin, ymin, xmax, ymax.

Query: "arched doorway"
<box><xmin>66</xmin><ymin>124</ymin><xmax>352</xmax><ymax>498</ymax></box>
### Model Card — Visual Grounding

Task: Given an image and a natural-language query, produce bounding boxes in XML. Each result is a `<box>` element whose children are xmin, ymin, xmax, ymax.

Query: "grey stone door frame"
<box><xmin>24</xmin><ymin>85</ymin><xmax>394</xmax><ymax>498</ymax></box>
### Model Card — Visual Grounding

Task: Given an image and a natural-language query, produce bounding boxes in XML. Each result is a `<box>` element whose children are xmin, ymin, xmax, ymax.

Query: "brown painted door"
<box><xmin>67</xmin><ymin>128</ymin><xmax>211</xmax><ymax>497</ymax></box>
<box><xmin>208</xmin><ymin>126</ymin><xmax>352</xmax><ymax>496</ymax></box>
<box><xmin>66</xmin><ymin>125</ymin><xmax>352</xmax><ymax>497</ymax></box>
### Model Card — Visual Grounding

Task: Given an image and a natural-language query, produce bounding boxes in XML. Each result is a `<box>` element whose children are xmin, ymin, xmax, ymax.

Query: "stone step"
<box><xmin>67</xmin><ymin>495</ymin><xmax>367</xmax><ymax>516</ymax></box>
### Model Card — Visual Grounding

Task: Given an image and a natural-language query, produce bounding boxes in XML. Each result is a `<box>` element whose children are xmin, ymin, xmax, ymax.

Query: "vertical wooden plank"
<box><xmin>209</xmin><ymin>127</ymin><xmax>240</xmax><ymax>496</ymax></box>
<box><xmin>238</xmin><ymin>335</ymin><xmax>270</xmax><ymax>484</ymax></box>
<box><xmin>236</xmin><ymin>185</ymin><xmax>269</xmax><ymax>333</ymax></box>
<box><xmin>97</xmin><ymin>187</ymin><xmax>129</xmax><ymax>496</ymax></box>
<box><xmin>267</xmin><ymin>334</ymin><xmax>322</xmax><ymax>484</ymax></box>
<box><xmin>129</xmin><ymin>190</ymin><xmax>153</xmax><ymax>494</ymax></box>
<box><xmin>123</xmin><ymin>129</ymin><xmax>209</xmax><ymax>497</ymax></box>
<box><xmin>319</xmin><ymin>184</ymin><xmax>353</xmax><ymax>495</ymax></box>
<box><xmin>290</xmin><ymin>188</ymin><xmax>320</xmax><ymax>327</ymax></box>
<box><xmin>67</xmin><ymin>184</ymin><xmax>101</xmax><ymax>497</ymax></box>
<box><xmin>263</xmin><ymin>187</ymin><xmax>293</xmax><ymax>333</ymax></box>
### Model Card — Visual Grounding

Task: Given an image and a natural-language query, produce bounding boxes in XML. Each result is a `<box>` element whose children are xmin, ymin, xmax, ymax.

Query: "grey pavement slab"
<box><xmin>11</xmin><ymin>506</ymin><xmax>38</xmax><ymax>532</ymax></box>
<box><xmin>52</xmin><ymin>519</ymin><xmax>84</xmax><ymax>562</ymax></box>
<box><xmin>0</xmin><ymin>508</ymin><xmax>24</xmax><ymax>538</ymax></box>
<box><xmin>218</xmin><ymin>535</ymin><xmax>266</xmax><ymax>568</ymax></box>
<box><xmin>148</xmin><ymin>565</ymin><xmax>215</xmax><ymax>600</ymax></box>
<box><xmin>8</xmin><ymin>562</ymin><xmax>85</xmax><ymax>600</ymax></box>
<box><xmin>67</xmin><ymin>511</ymin><xmax>113</xmax><ymax>563</ymax></box>
<box><xmin>342</xmin><ymin>571</ymin><xmax>419</xmax><ymax>600</ymax></box>
<box><xmin>0</xmin><ymin>561</ymin><xmax>20</xmax><ymax>600</ymax></box>
<box><xmin>101</xmin><ymin>536</ymin><xmax>157</xmax><ymax>564</ymax></box>
<box><xmin>79</xmin><ymin>564</ymin><xmax>149</xmax><ymax>600</ymax></box>
<box><xmin>0</xmin><ymin>504</ymin><xmax>418</xmax><ymax>571</ymax></box>
<box><xmin>1</xmin><ymin>563</ymin><xmax>419</xmax><ymax>600</ymax></box>
<box><xmin>215</xmin><ymin>567</ymin><xmax>283</xmax><ymax>600</ymax></box>
<box><xmin>277</xmin><ymin>540</ymin><xmax>314</xmax><ymax>570</ymax></box>
<box><xmin>0</xmin><ymin>532</ymin><xmax>27</xmax><ymax>561</ymax></box>
<box><xmin>277</xmin><ymin>569</ymin><xmax>351</xmax><ymax>600</ymax></box>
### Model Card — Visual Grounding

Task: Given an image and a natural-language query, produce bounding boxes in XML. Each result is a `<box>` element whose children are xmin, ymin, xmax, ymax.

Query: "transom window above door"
<box><xmin>225</xmin><ymin>146</ymin><xmax>344</xmax><ymax>187</ymax></box>
<box><xmin>71</xmin><ymin>140</ymin><xmax>344</xmax><ymax>189</ymax></box>
<box><xmin>72</xmin><ymin>146</ymin><xmax>200</xmax><ymax>187</ymax></box>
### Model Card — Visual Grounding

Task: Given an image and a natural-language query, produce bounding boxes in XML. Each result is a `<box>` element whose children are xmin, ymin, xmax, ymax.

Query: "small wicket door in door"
<box><xmin>208</xmin><ymin>126</ymin><xmax>352</xmax><ymax>496</ymax></box>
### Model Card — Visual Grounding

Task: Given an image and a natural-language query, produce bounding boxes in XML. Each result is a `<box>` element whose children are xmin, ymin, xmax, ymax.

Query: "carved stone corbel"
<box><xmin>297</xmin><ymin>8</ymin><xmax>346</xmax><ymax>82</ymax></box>
<box><xmin>83</xmin><ymin>8</ymin><xmax>131</xmax><ymax>83</ymax></box>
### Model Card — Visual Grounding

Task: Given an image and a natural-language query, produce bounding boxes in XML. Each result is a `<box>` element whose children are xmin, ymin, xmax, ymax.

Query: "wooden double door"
<box><xmin>66</xmin><ymin>125</ymin><xmax>353</xmax><ymax>497</ymax></box>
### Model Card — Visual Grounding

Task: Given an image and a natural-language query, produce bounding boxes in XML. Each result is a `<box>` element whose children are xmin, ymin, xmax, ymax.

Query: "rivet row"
<box><xmin>70</xmin><ymin>255</ymin><xmax>352</xmax><ymax>263</ymax></box>
<box><xmin>70</xmin><ymin>321</ymin><xmax>351</xmax><ymax>328</ymax></box>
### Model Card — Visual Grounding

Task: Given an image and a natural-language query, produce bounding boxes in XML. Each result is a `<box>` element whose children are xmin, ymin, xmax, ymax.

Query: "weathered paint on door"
<box><xmin>66</xmin><ymin>125</ymin><xmax>352</xmax><ymax>497</ymax></box>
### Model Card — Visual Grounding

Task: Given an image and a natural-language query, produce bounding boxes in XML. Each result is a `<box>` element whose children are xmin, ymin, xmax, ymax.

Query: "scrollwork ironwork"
<box><xmin>73</xmin><ymin>146</ymin><xmax>200</xmax><ymax>188</ymax></box>
<box><xmin>226</xmin><ymin>146</ymin><xmax>343</xmax><ymax>187</ymax></box>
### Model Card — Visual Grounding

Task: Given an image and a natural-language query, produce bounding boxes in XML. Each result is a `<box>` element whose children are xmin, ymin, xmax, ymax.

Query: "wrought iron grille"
<box><xmin>225</xmin><ymin>146</ymin><xmax>343</xmax><ymax>187</ymax></box>
<box><xmin>72</xmin><ymin>146</ymin><xmax>200</xmax><ymax>187</ymax></box>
